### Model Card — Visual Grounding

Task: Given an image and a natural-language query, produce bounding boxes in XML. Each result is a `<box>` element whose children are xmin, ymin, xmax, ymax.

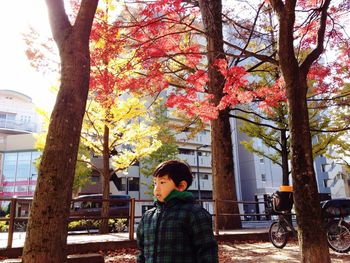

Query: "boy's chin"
<box><xmin>156</xmin><ymin>197</ymin><xmax>165</xmax><ymax>202</ymax></box>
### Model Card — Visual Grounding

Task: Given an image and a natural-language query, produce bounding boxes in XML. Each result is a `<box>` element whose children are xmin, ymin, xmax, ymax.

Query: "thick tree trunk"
<box><xmin>270</xmin><ymin>0</ymin><xmax>331</xmax><ymax>261</ymax></box>
<box><xmin>100</xmin><ymin>125</ymin><xmax>111</xmax><ymax>234</ymax></box>
<box><xmin>198</xmin><ymin>0</ymin><xmax>241</xmax><ymax>229</ymax></box>
<box><xmin>22</xmin><ymin>1</ymin><xmax>98</xmax><ymax>262</ymax></box>
<box><xmin>287</xmin><ymin>78</ymin><xmax>330</xmax><ymax>262</ymax></box>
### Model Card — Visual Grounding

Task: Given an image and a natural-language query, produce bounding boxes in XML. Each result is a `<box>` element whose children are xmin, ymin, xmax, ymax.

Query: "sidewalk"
<box><xmin>0</xmin><ymin>231</ymin><xmax>131</xmax><ymax>249</ymax></box>
<box><xmin>0</xmin><ymin>228</ymin><xmax>270</xmax><ymax>249</ymax></box>
<box><xmin>0</xmin><ymin>227</ymin><xmax>270</xmax><ymax>258</ymax></box>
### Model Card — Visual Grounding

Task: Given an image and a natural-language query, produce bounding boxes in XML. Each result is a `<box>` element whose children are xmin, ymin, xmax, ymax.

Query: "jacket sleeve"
<box><xmin>190</xmin><ymin>208</ymin><xmax>218</xmax><ymax>263</ymax></box>
<box><xmin>136</xmin><ymin>216</ymin><xmax>145</xmax><ymax>263</ymax></box>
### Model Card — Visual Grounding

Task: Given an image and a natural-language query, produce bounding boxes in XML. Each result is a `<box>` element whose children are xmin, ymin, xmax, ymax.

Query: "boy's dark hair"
<box><xmin>153</xmin><ymin>160</ymin><xmax>193</xmax><ymax>189</ymax></box>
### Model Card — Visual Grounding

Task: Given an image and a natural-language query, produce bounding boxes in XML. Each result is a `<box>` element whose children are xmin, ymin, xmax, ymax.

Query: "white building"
<box><xmin>0</xmin><ymin>90</ymin><xmax>42</xmax><ymax>198</ymax></box>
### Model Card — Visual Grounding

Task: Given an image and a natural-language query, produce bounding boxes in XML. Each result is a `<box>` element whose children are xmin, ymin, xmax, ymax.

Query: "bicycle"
<box><xmin>268</xmin><ymin>208</ymin><xmax>297</xmax><ymax>249</ymax></box>
<box><xmin>322</xmin><ymin>198</ymin><xmax>350</xmax><ymax>253</ymax></box>
<box><xmin>266</xmin><ymin>194</ymin><xmax>350</xmax><ymax>253</ymax></box>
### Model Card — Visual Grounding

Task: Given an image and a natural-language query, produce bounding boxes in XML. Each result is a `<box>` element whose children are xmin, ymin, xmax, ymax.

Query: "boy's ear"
<box><xmin>177</xmin><ymin>180</ymin><xmax>188</xmax><ymax>191</ymax></box>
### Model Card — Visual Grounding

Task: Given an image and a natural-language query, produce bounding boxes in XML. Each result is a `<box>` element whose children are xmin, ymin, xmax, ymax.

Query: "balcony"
<box><xmin>177</xmin><ymin>154</ymin><xmax>211</xmax><ymax>168</ymax></box>
<box><xmin>0</xmin><ymin>119</ymin><xmax>37</xmax><ymax>134</ymax></box>
<box><xmin>175</xmin><ymin>131</ymin><xmax>211</xmax><ymax>145</ymax></box>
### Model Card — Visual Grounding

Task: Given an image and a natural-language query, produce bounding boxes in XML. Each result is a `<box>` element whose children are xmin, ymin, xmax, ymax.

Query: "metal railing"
<box><xmin>0</xmin><ymin>119</ymin><xmax>37</xmax><ymax>133</ymax></box>
<box><xmin>0</xmin><ymin>197</ymin><xmax>272</xmax><ymax>248</ymax></box>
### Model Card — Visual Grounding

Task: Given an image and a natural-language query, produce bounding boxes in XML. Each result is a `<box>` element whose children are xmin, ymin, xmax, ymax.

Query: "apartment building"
<box><xmin>0</xmin><ymin>90</ymin><xmax>42</xmax><ymax>198</ymax></box>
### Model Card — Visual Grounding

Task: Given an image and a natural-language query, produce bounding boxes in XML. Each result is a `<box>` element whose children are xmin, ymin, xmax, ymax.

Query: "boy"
<box><xmin>137</xmin><ymin>160</ymin><xmax>218</xmax><ymax>263</ymax></box>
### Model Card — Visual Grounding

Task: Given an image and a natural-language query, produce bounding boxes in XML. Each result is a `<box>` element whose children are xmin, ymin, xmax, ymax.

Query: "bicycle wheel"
<box><xmin>269</xmin><ymin>221</ymin><xmax>288</xmax><ymax>249</ymax></box>
<box><xmin>326</xmin><ymin>220</ymin><xmax>350</xmax><ymax>253</ymax></box>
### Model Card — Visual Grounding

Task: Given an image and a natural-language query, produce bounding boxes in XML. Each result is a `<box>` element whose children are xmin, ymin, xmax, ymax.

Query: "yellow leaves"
<box><xmin>94</xmin><ymin>38</ymin><xmax>106</xmax><ymax>50</ymax></box>
<box><xmin>110</xmin><ymin>97</ymin><xmax>147</xmax><ymax>121</ymax></box>
<box><xmin>82</xmin><ymin>93</ymin><xmax>162</xmax><ymax>170</ymax></box>
<box><xmin>111</xmin><ymin>137</ymin><xmax>162</xmax><ymax>171</ymax></box>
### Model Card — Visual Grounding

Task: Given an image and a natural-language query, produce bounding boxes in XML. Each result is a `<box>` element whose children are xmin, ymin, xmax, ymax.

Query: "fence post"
<box><xmin>254</xmin><ymin>195</ymin><xmax>260</xmax><ymax>221</ymax></box>
<box><xmin>214</xmin><ymin>199</ymin><xmax>219</xmax><ymax>235</ymax></box>
<box><xmin>129</xmin><ymin>198</ymin><xmax>135</xmax><ymax>241</ymax></box>
<box><xmin>7</xmin><ymin>198</ymin><xmax>17</xmax><ymax>248</ymax></box>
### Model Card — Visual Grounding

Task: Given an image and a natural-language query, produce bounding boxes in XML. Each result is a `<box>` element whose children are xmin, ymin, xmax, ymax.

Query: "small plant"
<box><xmin>14</xmin><ymin>221</ymin><xmax>27</xmax><ymax>232</ymax></box>
<box><xmin>68</xmin><ymin>218</ymin><xmax>127</xmax><ymax>232</ymax></box>
<box><xmin>0</xmin><ymin>220</ymin><xmax>8</xmax><ymax>232</ymax></box>
<box><xmin>110</xmin><ymin>218</ymin><xmax>128</xmax><ymax>233</ymax></box>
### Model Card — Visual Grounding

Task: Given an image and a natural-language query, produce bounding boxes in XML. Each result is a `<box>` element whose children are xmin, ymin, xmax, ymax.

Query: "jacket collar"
<box><xmin>165</xmin><ymin>189</ymin><xmax>193</xmax><ymax>202</ymax></box>
<box><xmin>155</xmin><ymin>190</ymin><xmax>194</xmax><ymax>208</ymax></box>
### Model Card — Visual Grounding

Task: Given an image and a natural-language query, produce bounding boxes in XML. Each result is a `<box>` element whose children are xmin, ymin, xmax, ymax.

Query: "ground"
<box><xmin>103</xmin><ymin>241</ymin><xmax>350</xmax><ymax>262</ymax></box>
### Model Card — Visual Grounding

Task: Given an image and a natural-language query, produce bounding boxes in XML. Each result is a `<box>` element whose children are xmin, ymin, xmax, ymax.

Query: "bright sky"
<box><xmin>0</xmin><ymin>1</ymin><xmax>57</xmax><ymax>111</ymax></box>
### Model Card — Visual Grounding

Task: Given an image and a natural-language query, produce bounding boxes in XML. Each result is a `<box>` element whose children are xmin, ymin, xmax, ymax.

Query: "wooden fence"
<box><xmin>0</xmin><ymin>197</ymin><xmax>270</xmax><ymax>248</ymax></box>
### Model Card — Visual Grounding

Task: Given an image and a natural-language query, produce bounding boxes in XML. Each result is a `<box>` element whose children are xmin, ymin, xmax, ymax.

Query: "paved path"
<box><xmin>0</xmin><ymin>231</ymin><xmax>131</xmax><ymax>249</ymax></box>
<box><xmin>0</xmin><ymin>228</ymin><xmax>269</xmax><ymax>249</ymax></box>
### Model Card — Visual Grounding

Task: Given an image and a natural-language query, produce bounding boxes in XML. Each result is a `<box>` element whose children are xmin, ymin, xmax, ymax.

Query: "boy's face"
<box><xmin>153</xmin><ymin>175</ymin><xmax>179</xmax><ymax>202</ymax></box>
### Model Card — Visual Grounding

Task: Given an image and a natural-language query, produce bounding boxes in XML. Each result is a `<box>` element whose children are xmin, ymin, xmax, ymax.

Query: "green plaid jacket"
<box><xmin>137</xmin><ymin>191</ymin><xmax>218</xmax><ymax>263</ymax></box>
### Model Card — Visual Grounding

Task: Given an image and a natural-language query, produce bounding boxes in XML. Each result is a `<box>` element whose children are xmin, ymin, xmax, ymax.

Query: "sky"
<box><xmin>0</xmin><ymin>1</ymin><xmax>57</xmax><ymax>111</ymax></box>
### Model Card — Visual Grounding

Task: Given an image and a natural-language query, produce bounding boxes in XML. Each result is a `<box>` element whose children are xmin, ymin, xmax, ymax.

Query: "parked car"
<box><xmin>70</xmin><ymin>194</ymin><xmax>130</xmax><ymax>219</ymax></box>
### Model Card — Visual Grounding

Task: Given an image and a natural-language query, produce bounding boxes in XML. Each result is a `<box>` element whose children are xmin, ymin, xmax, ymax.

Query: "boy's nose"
<box><xmin>154</xmin><ymin>185</ymin><xmax>160</xmax><ymax>193</ymax></box>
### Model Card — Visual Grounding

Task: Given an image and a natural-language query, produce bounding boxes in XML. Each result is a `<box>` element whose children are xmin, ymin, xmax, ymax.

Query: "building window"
<box><xmin>30</xmin><ymin>151</ymin><xmax>40</xmax><ymax>180</ymax></box>
<box><xmin>200</xmin><ymin>174</ymin><xmax>209</xmax><ymax>180</ymax></box>
<box><xmin>198</xmin><ymin>151</ymin><xmax>210</xmax><ymax>157</ymax></box>
<box><xmin>3</xmin><ymin>186</ymin><xmax>14</xmax><ymax>194</ymax></box>
<box><xmin>321</xmin><ymin>164</ymin><xmax>328</xmax><ymax>173</ymax></box>
<box><xmin>259</xmin><ymin>158</ymin><xmax>264</xmax><ymax>163</ymax></box>
<box><xmin>1</xmin><ymin>151</ymin><xmax>40</xmax><ymax>196</ymax></box>
<box><xmin>0</xmin><ymin>112</ymin><xmax>15</xmax><ymax>121</ymax></box>
<box><xmin>178</xmin><ymin>148</ymin><xmax>195</xmax><ymax>155</ymax></box>
<box><xmin>3</xmin><ymin>153</ymin><xmax>17</xmax><ymax>182</ymax></box>
<box><xmin>15</xmin><ymin>185</ymin><xmax>28</xmax><ymax>193</ymax></box>
<box><xmin>28</xmin><ymin>185</ymin><xmax>36</xmax><ymax>193</ymax></box>
<box><xmin>17</xmin><ymin>152</ymin><xmax>32</xmax><ymax>180</ymax></box>
<box><xmin>128</xmin><ymin>178</ymin><xmax>139</xmax><ymax>191</ymax></box>
<box><xmin>261</xmin><ymin>174</ymin><xmax>266</xmax><ymax>182</ymax></box>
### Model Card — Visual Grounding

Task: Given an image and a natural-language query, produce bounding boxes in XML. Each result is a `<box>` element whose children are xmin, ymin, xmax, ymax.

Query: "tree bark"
<box><xmin>198</xmin><ymin>0</ymin><xmax>241</xmax><ymax>229</ymax></box>
<box><xmin>100</xmin><ymin>124</ymin><xmax>111</xmax><ymax>234</ymax></box>
<box><xmin>22</xmin><ymin>1</ymin><xmax>98</xmax><ymax>262</ymax></box>
<box><xmin>280</xmin><ymin>129</ymin><xmax>289</xmax><ymax>185</ymax></box>
<box><xmin>270</xmin><ymin>0</ymin><xmax>331</xmax><ymax>261</ymax></box>
<box><xmin>287</xmin><ymin>78</ymin><xmax>330</xmax><ymax>262</ymax></box>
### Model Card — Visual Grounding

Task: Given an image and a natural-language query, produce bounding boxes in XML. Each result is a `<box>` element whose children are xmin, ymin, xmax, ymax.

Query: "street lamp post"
<box><xmin>196</xmin><ymin>144</ymin><xmax>208</xmax><ymax>201</ymax></box>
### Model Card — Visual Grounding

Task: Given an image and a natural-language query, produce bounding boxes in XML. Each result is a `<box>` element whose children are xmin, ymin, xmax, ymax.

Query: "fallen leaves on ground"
<box><xmin>102</xmin><ymin>241</ymin><xmax>350</xmax><ymax>262</ymax></box>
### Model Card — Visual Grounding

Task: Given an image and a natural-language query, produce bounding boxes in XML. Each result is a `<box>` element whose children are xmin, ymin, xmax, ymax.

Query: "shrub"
<box><xmin>0</xmin><ymin>220</ymin><xmax>8</xmax><ymax>232</ymax></box>
<box><xmin>68</xmin><ymin>218</ymin><xmax>127</xmax><ymax>232</ymax></box>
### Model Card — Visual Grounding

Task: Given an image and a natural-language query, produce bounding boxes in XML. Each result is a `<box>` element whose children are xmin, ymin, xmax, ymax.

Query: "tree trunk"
<box><xmin>280</xmin><ymin>129</ymin><xmax>289</xmax><ymax>185</ymax></box>
<box><xmin>22</xmin><ymin>1</ymin><xmax>98</xmax><ymax>262</ymax></box>
<box><xmin>287</xmin><ymin>78</ymin><xmax>330</xmax><ymax>262</ymax></box>
<box><xmin>198</xmin><ymin>0</ymin><xmax>241</xmax><ymax>229</ymax></box>
<box><xmin>100</xmin><ymin>124</ymin><xmax>111</xmax><ymax>234</ymax></box>
<box><xmin>270</xmin><ymin>0</ymin><xmax>331</xmax><ymax>261</ymax></box>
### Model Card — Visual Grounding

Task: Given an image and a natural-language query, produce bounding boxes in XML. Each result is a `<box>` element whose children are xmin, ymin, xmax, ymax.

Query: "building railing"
<box><xmin>0</xmin><ymin>119</ymin><xmax>37</xmax><ymax>133</ymax></box>
<box><xmin>0</xmin><ymin>197</ymin><xmax>273</xmax><ymax>249</ymax></box>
